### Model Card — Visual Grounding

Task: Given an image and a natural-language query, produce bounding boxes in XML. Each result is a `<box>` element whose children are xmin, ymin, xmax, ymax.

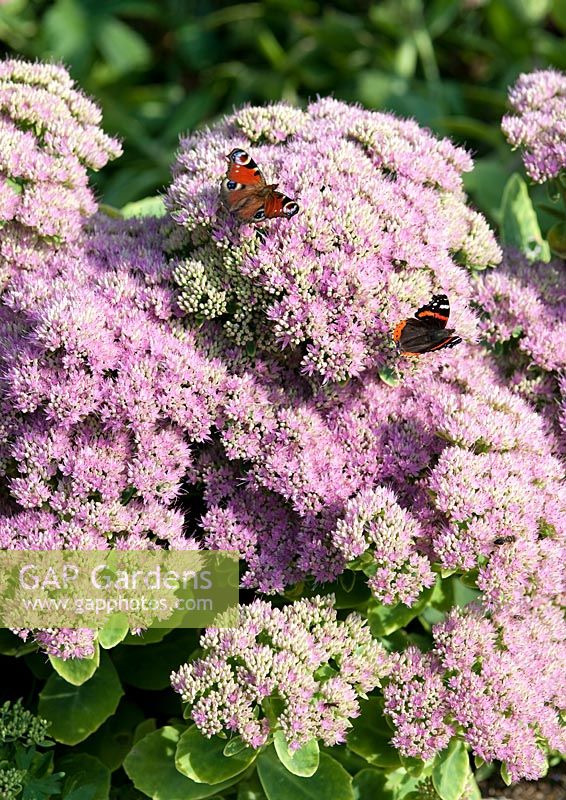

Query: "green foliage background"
<box><xmin>1</xmin><ymin>0</ymin><xmax>565</xmax><ymax>223</ymax></box>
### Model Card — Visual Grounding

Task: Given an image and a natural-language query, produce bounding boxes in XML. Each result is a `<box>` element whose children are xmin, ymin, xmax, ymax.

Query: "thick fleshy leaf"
<box><xmin>432</xmin><ymin>739</ymin><xmax>471</xmax><ymax>800</ymax></box>
<box><xmin>124</xmin><ymin>726</ymin><xmax>239</xmax><ymax>800</ymax></box>
<box><xmin>121</xmin><ymin>196</ymin><xmax>167</xmax><ymax>218</ymax></box>
<box><xmin>39</xmin><ymin>652</ymin><xmax>123</xmax><ymax>744</ymax></box>
<box><xmin>49</xmin><ymin>643</ymin><xmax>100</xmax><ymax>686</ymax></box>
<box><xmin>257</xmin><ymin>746</ymin><xmax>354</xmax><ymax>800</ymax></box>
<box><xmin>98</xmin><ymin>613</ymin><xmax>130</xmax><ymax>649</ymax></box>
<box><xmin>347</xmin><ymin>698</ymin><xmax>400</xmax><ymax>768</ymax></box>
<box><xmin>273</xmin><ymin>731</ymin><xmax>319</xmax><ymax>777</ymax></box>
<box><xmin>367</xmin><ymin>583</ymin><xmax>436</xmax><ymax>636</ymax></box>
<box><xmin>58</xmin><ymin>753</ymin><xmax>110</xmax><ymax>800</ymax></box>
<box><xmin>501</xmin><ymin>173</ymin><xmax>550</xmax><ymax>261</ymax></box>
<box><xmin>77</xmin><ymin>699</ymin><xmax>144</xmax><ymax>772</ymax></box>
<box><xmin>352</xmin><ymin>768</ymin><xmax>395</xmax><ymax>800</ymax></box>
<box><xmin>175</xmin><ymin>724</ymin><xmax>257</xmax><ymax>784</ymax></box>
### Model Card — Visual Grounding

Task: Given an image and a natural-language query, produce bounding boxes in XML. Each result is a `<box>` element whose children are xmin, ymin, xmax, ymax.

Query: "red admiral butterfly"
<box><xmin>393</xmin><ymin>294</ymin><xmax>462</xmax><ymax>356</ymax></box>
<box><xmin>220</xmin><ymin>149</ymin><xmax>299</xmax><ymax>223</ymax></box>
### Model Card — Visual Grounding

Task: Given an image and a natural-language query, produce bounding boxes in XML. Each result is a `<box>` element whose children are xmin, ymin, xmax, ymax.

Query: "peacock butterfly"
<box><xmin>220</xmin><ymin>148</ymin><xmax>299</xmax><ymax>223</ymax></box>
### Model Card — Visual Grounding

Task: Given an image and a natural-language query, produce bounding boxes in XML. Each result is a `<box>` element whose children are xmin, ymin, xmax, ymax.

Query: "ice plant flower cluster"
<box><xmin>171</xmin><ymin>595</ymin><xmax>386</xmax><ymax>750</ymax></box>
<box><xmin>0</xmin><ymin>214</ymin><xmax>224</xmax><ymax>552</ymax></box>
<box><xmin>0</xmin><ymin>60</ymin><xmax>121</xmax><ymax>287</ymax></box>
<box><xmin>333</xmin><ymin>487</ymin><xmax>435</xmax><ymax>605</ymax></box>
<box><xmin>502</xmin><ymin>68</ymin><xmax>566</xmax><ymax>182</ymax></box>
<box><xmin>195</xmin><ymin>339</ymin><xmax>564</xmax><ymax>597</ymax></box>
<box><xmin>1</xmin><ymin>58</ymin><xmax>564</xmax><ymax>784</ymax></box>
<box><xmin>384</xmin><ymin>603</ymin><xmax>566</xmax><ymax>782</ymax></box>
<box><xmin>167</xmin><ymin>99</ymin><xmax>500</xmax><ymax>381</ymax></box>
<box><xmin>473</xmin><ymin>248</ymin><xmax>566</xmax><ymax>449</ymax></box>
<box><xmin>0</xmin><ymin>215</ymin><xmax>222</xmax><ymax>654</ymax></box>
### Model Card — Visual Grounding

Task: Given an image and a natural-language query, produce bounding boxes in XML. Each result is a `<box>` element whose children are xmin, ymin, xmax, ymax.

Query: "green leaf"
<box><xmin>257</xmin><ymin>747</ymin><xmax>354</xmax><ymax>800</ymax></box>
<box><xmin>378</xmin><ymin>367</ymin><xmax>399</xmax><ymax>387</ymax></box>
<box><xmin>500</xmin><ymin>762</ymin><xmax>512</xmax><ymax>786</ymax></box>
<box><xmin>97</xmin><ymin>204</ymin><xmax>123</xmax><ymax>219</ymax></box>
<box><xmin>113</xmin><ymin>630</ymin><xmax>198</xmax><ymax>690</ymax></box>
<box><xmin>400</xmin><ymin>754</ymin><xmax>428</xmax><ymax>778</ymax></box>
<box><xmin>39</xmin><ymin>651</ymin><xmax>123</xmax><ymax>744</ymax></box>
<box><xmin>42</xmin><ymin>0</ymin><xmax>92</xmax><ymax>68</ymax></box>
<box><xmin>347</xmin><ymin>698</ymin><xmax>401</xmax><ymax>769</ymax></box>
<box><xmin>77</xmin><ymin>698</ymin><xmax>144</xmax><ymax>772</ymax></box>
<box><xmin>465</xmin><ymin>775</ymin><xmax>482</xmax><ymax>800</ymax></box>
<box><xmin>237</xmin><ymin>772</ymin><xmax>268</xmax><ymax>800</ymax></box>
<box><xmin>432</xmin><ymin>739</ymin><xmax>470</xmax><ymax>800</ymax></box>
<box><xmin>49</xmin><ymin>642</ymin><xmax>100</xmax><ymax>686</ymax></box>
<box><xmin>273</xmin><ymin>731</ymin><xmax>319</xmax><ymax>777</ymax></box>
<box><xmin>356</xmin><ymin>766</ymin><xmax>421</xmax><ymax>800</ymax></box>
<box><xmin>175</xmin><ymin>724</ymin><xmax>257</xmax><ymax>784</ymax></box>
<box><xmin>121</xmin><ymin>196</ymin><xmax>167</xmax><ymax>219</ymax></box>
<box><xmin>353</xmin><ymin>766</ymin><xmax>423</xmax><ymax>800</ymax></box>
<box><xmin>96</xmin><ymin>18</ymin><xmax>152</xmax><ymax>75</ymax></box>
<box><xmin>367</xmin><ymin>582</ymin><xmax>436</xmax><ymax>636</ymax></box>
<box><xmin>133</xmin><ymin>718</ymin><xmax>157</xmax><ymax>745</ymax></box>
<box><xmin>500</xmin><ymin>173</ymin><xmax>551</xmax><ymax>262</ymax></box>
<box><xmin>58</xmin><ymin>753</ymin><xmax>110</xmax><ymax>800</ymax></box>
<box><xmin>352</xmin><ymin>768</ymin><xmax>395</xmax><ymax>800</ymax></box>
<box><xmin>552</xmin><ymin>0</ymin><xmax>566</xmax><ymax>32</ymax></box>
<box><xmin>23</xmin><ymin>770</ymin><xmax>64</xmax><ymax>800</ymax></box>
<box><xmin>548</xmin><ymin>220</ymin><xmax>566</xmax><ymax>258</ymax></box>
<box><xmin>223</xmin><ymin>736</ymin><xmax>250</xmax><ymax>757</ymax></box>
<box><xmin>98</xmin><ymin>613</ymin><xmax>130</xmax><ymax>649</ymax></box>
<box><xmin>124</xmin><ymin>725</ymin><xmax>239</xmax><ymax>800</ymax></box>
<box><xmin>122</xmin><ymin>626</ymin><xmax>172</xmax><ymax>646</ymax></box>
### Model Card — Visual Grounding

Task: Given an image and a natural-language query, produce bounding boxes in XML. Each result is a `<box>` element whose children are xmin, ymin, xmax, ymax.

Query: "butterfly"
<box><xmin>393</xmin><ymin>294</ymin><xmax>462</xmax><ymax>356</ymax></box>
<box><xmin>220</xmin><ymin>148</ymin><xmax>299</xmax><ymax>223</ymax></box>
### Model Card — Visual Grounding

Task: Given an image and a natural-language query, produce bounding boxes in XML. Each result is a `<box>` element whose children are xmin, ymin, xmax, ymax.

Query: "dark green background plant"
<box><xmin>1</xmin><ymin>0</ymin><xmax>565</xmax><ymax>222</ymax></box>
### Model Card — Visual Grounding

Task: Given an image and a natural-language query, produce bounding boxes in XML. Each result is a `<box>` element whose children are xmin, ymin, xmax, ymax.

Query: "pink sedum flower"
<box><xmin>502</xmin><ymin>69</ymin><xmax>566</xmax><ymax>182</ymax></box>
<box><xmin>167</xmin><ymin>99</ymin><xmax>500</xmax><ymax>382</ymax></box>
<box><xmin>171</xmin><ymin>595</ymin><xmax>386</xmax><ymax>751</ymax></box>
<box><xmin>0</xmin><ymin>60</ymin><xmax>121</xmax><ymax>289</ymax></box>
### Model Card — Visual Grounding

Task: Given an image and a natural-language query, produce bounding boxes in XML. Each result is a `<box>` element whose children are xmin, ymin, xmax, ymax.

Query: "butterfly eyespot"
<box><xmin>253</xmin><ymin>208</ymin><xmax>266</xmax><ymax>220</ymax></box>
<box><xmin>231</xmin><ymin>149</ymin><xmax>250</xmax><ymax>165</ymax></box>
<box><xmin>283</xmin><ymin>201</ymin><xmax>299</xmax><ymax>218</ymax></box>
<box><xmin>226</xmin><ymin>180</ymin><xmax>237</xmax><ymax>190</ymax></box>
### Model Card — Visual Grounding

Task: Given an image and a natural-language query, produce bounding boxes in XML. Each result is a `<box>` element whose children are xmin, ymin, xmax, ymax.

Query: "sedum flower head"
<box><xmin>384</xmin><ymin>604</ymin><xmax>566</xmax><ymax>782</ymax></box>
<box><xmin>502</xmin><ymin>69</ymin><xmax>566</xmax><ymax>182</ymax></box>
<box><xmin>0</xmin><ymin>58</ymin><xmax>121</xmax><ymax>276</ymax></box>
<box><xmin>171</xmin><ymin>595</ymin><xmax>386</xmax><ymax>751</ymax></box>
<box><xmin>166</xmin><ymin>99</ymin><xmax>499</xmax><ymax>381</ymax></box>
<box><xmin>0</xmin><ymin>215</ymin><xmax>217</xmax><ymax>655</ymax></box>
<box><xmin>333</xmin><ymin>486</ymin><xmax>435</xmax><ymax>606</ymax></box>
<box><xmin>0</xmin><ymin>698</ymin><xmax>52</xmax><ymax>747</ymax></box>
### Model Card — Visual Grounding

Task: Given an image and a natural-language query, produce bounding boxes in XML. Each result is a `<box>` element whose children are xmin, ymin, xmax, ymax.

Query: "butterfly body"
<box><xmin>220</xmin><ymin>148</ymin><xmax>299</xmax><ymax>223</ymax></box>
<box><xmin>393</xmin><ymin>294</ymin><xmax>462</xmax><ymax>356</ymax></box>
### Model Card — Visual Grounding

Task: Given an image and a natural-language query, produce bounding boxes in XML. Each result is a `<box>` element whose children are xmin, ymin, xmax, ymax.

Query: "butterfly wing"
<box><xmin>414</xmin><ymin>294</ymin><xmax>450</xmax><ymax>328</ymax></box>
<box><xmin>221</xmin><ymin>149</ymin><xmax>299</xmax><ymax>223</ymax></box>
<box><xmin>394</xmin><ymin>294</ymin><xmax>461</xmax><ymax>355</ymax></box>
<box><xmin>221</xmin><ymin>149</ymin><xmax>267</xmax><ymax>222</ymax></box>
<box><xmin>224</xmin><ymin>149</ymin><xmax>265</xmax><ymax>187</ymax></box>
<box><xmin>263</xmin><ymin>189</ymin><xmax>300</xmax><ymax>220</ymax></box>
<box><xmin>395</xmin><ymin>318</ymin><xmax>461</xmax><ymax>355</ymax></box>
